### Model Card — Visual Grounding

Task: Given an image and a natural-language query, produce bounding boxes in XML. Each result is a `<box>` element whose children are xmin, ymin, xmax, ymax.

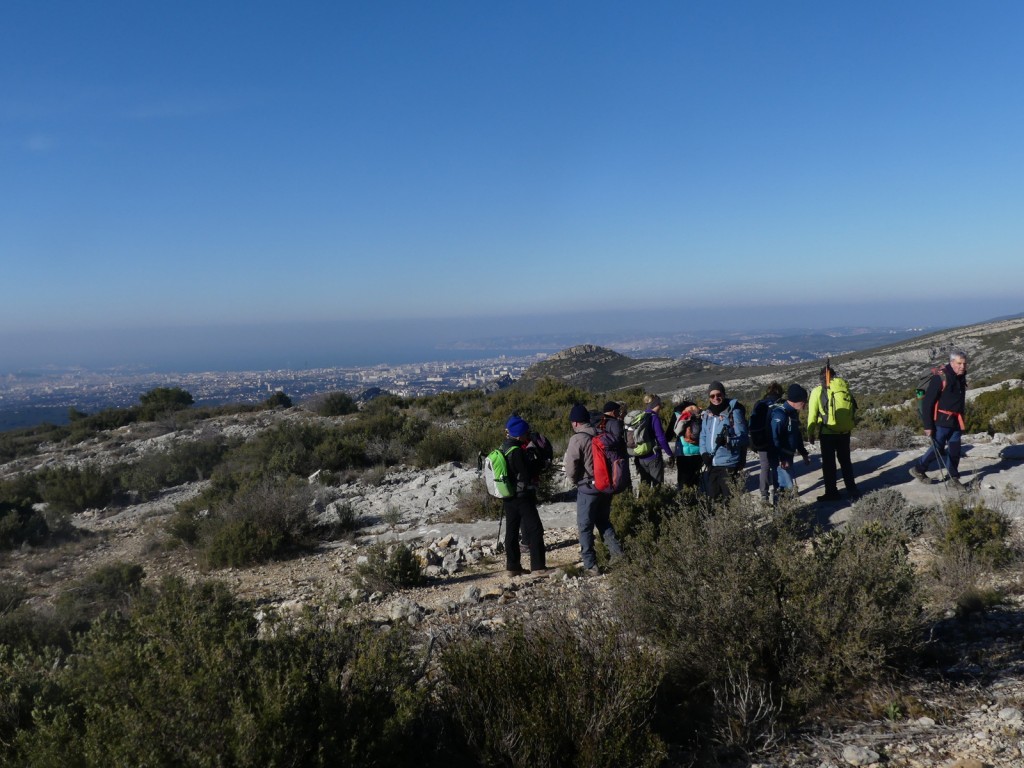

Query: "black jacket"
<box><xmin>500</xmin><ymin>438</ymin><xmax>539</xmax><ymax>500</ymax></box>
<box><xmin>921</xmin><ymin>363</ymin><xmax>967</xmax><ymax>430</ymax></box>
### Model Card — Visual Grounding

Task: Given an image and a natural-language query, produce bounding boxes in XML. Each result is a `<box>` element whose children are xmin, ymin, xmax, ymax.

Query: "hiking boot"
<box><xmin>506</xmin><ymin>566</ymin><xmax>529</xmax><ymax>576</ymax></box>
<box><xmin>945</xmin><ymin>476</ymin><xmax>966</xmax><ymax>491</ymax></box>
<box><xmin>585</xmin><ymin>565</ymin><xmax>601</xmax><ymax>577</ymax></box>
<box><xmin>817</xmin><ymin>491</ymin><xmax>843</xmax><ymax>502</ymax></box>
<box><xmin>908</xmin><ymin>466</ymin><xmax>929</xmax><ymax>484</ymax></box>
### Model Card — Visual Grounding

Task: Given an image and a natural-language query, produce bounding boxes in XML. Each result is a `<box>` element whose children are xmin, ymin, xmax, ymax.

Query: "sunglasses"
<box><xmin>709</xmin><ymin>393</ymin><xmax>724</xmax><ymax>401</ymax></box>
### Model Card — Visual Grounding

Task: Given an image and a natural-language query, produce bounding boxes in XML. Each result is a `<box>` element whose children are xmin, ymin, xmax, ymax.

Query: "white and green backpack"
<box><xmin>483</xmin><ymin>445</ymin><xmax>519</xmax><ymax>498</ymax></box>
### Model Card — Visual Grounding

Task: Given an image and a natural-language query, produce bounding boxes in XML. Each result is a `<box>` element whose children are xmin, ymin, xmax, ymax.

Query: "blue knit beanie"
<box><xmin>506</xmin><ymin>416</ymin><xmax>530</xmax><ymax>438</ymax></box>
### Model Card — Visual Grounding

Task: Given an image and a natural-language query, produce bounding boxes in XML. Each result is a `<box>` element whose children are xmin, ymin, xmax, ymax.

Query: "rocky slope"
<box><xmin>520</xmin><ymin>315</ymin><xmax>1024</xmax><ymax>406</ymax></box>
<box><xmin>4</xmin><ymin>399</ymin><xmax>1024</xmax><ymax>765</ymax></box>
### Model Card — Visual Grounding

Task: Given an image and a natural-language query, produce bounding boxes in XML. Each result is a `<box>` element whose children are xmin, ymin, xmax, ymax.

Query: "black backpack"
<box><xmin>748</xmin><ymin>398</ymin><xmax>774</xmax><ymax>451</ymax></box>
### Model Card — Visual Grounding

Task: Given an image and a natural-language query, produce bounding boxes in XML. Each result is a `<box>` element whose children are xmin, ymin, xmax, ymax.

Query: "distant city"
<box><xmin>0</xmin><ymin>324</ymin><xmax>932</xmax><ymax>432</ymax></box>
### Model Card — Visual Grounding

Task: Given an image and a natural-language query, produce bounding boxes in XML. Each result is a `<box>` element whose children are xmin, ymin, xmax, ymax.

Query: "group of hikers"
<box><xmin>493</xmin><ymin>349</ymin><xmax>970</xmax><ymax>576</ymax></box>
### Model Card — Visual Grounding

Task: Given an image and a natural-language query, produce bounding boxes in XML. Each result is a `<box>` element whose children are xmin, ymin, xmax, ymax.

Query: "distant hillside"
<box><xmin>518</xmin><ymin>344</ymin><xmax>723</xmax><ymax>393</ymax></box>
<box><xmin>522</xmin><ymin>315</ymin><xmax>1024</xmax><ymax>405</ymax></box>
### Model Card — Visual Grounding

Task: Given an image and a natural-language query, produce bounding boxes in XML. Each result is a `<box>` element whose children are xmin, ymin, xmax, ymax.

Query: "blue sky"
<box><xmin>2</xmin><ymin>1</ymin><xmax>1023</xmax><ymax>369</ymax></box>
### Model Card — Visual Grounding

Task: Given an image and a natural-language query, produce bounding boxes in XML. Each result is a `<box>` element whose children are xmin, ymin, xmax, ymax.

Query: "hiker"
<box><xmin>749</xmin><ymin>382</ymin><xmax>785</xmax><ymax>504</ymax></box>
<box><xmin>807</xmin><ymin>366</ymin><xmax>860</xmax><ymax>501</ymax></box>
<box><xmin>635</xmin><ymin>394</ymin><xmax>675</xmax><ymax>486</ymax></box>
<box><xmin>599</xmin><ymin>401</ymin><xmax>632</xmax><ymax>490</ymax></box>
<box><xmin>911</xmin><ymin>349</ymin><xmax>969</xmax><ymax>487</ymax></box>
<box><xmin>500</xmin><ymin>416</ymin><xmax>547</xmax><ymax>574</ymax></box>
<box><xmin>699</xmin><ymin>381</ymin><xmax>749</xmax><ymax>499</ymax></box>
<box><xmin>770</xmin><ymin>384</ymin><xmax>810</xmax><ymax>498</ymax></box>
<box><xmin>672</xmin><ymin>401</ymin><xmax>703</xmax><ymax>490</ymax></box>
<box><xmin>564</xmin><ymin>403</ymin><xmax>624</xmax><ymax>575</ymax></box>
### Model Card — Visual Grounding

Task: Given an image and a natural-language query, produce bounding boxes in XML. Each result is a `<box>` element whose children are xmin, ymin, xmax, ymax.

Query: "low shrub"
<box><xmin>55</xmin><ymin>561</ymin><xmax>146</xmax><ymax>633</ymax></box>
<box><xmin>8</xmin><ymin>578</ymin><xmax>434</xmax><ymax>767</ymax></box>
<box><xmin>0</xmin><ymin>502</ymin><xmax>49</xmax><ymax>551</ymax></box>
<box><xmin>200</xmin><ymin>479</ymin><xmax>315</xmax><ymax>568</ymax></box>
<box><xmin>36</xmin><ymin>465</ymin><xmax>116</xmax><ymax>514</ymax></box>
<box><xmin>355</xmin><ymin>543</ymin><xmax>424</xmax><ymax>593</ymax></box>
<box><xmin>610</xmin><ymin>483</ymin><xmax>682</xmax><ymax>542</ymax></box>
<box><xmin>613</xmin><ymin>496</ymin><xmax>921</xmax><ymax>752</ymax></box>
<box><xmin>119</xmin><ymin>437</ymin><xmax>229</xmax><ymax>500</ymax></box>
<box><xmin>310</xmin><ymin>390</ymin><xmax>358</xmax><ymax>417</ymax></box>
<box><xmin>932</xmin><ymin>498</ymin><xmax>1013</xmax><ymax>567</ymax></box>
<box><xmin>414</xmin><ymin>426</ymin><xmax>467</xmax><ymax>468</ymax></box>
<box><xmin>848</xmin><ymin>488</ymin><xmax>928</xmax><ymax>537</ymax></box>
<box><xmin>442</xmin><ymin>479</ymin><xmax>502</xmax><ymax>523</ymax></box>
<box><xmin>438</xmin><ymin>616</ymin><xmax>666</xmax><ymax>768</ymax></box>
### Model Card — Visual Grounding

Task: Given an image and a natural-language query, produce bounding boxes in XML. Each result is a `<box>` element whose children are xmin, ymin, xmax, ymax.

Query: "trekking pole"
<box><xmin>495</xmin><ymin>509</ymin><xmax>505</xmax><ymax>553</ymax></box>
<box><xmin>929</xmin><ymin>436</ymin><xmax>951</xmax><ymax>483</ymax></box>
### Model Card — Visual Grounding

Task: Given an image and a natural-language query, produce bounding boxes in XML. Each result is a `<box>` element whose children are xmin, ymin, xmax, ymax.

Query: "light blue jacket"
<box><xmin>699</xmin><ymin>400</ymin><xmax>749</xmax><ymax>468</ymax></box>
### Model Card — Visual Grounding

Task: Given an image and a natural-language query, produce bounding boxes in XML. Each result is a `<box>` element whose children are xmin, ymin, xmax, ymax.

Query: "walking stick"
<box><xmin>495</xmin><ymin>508</ymin><xmax>505</xmax><ymax>553</ymax></box>
<box><xmin>929</xmin><ymin>436</ymin><xmax>952</xmax><ymax>483</ymax></box>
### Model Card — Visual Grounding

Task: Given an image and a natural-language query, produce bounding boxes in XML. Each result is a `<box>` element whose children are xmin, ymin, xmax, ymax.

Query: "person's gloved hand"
<box><xmin>715</xmin><ymin>430</ymin><xmax>729</xmax><ymax>447</ymax></box>
<box><xmin>701</xmin><ymin>453</ymin><xmax>713</xmax><ymax>468</ymax></box>
<box><xmin>666</xmin><ymin>456</ymin><xmax>676</xmax><ymax>469</ymax></box>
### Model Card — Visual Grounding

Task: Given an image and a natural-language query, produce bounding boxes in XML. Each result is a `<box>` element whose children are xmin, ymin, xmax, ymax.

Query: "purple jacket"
<box><xmin>643</xmin><ymin>408</ymin><xmax>674</xmax><ymax>459</ymax></box>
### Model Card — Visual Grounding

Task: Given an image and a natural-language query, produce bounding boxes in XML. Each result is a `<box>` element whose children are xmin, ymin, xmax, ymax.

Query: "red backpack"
<box><xmin>592</xmin><ymin>430</ymin><xmax>629</xmax><ymax>494</ymax></box>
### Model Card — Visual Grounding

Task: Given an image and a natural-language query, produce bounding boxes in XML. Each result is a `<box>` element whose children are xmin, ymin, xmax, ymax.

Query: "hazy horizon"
<box><xmin>1</xmin><ymin>299</ymin><xmax>1018</xmax><ymax>375</ymax></box>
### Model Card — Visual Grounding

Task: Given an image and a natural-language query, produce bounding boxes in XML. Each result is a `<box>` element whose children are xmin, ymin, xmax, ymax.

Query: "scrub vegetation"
<box><xmin>1</xmin><ymin>371</ymin><xmax>1021</xmax><ymax>765</ymax></box>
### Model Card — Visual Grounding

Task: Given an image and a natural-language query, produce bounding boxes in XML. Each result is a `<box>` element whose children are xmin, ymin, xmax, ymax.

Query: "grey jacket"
<box><xmin>563</xmin><ymin>424</ymin><xmax>599</xmax><ymax>495</ymax></box>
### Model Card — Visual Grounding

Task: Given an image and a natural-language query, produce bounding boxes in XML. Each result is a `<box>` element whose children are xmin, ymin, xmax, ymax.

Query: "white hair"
<box><xmin>949</xmin><ymin>348</ymin><xmax>967</xmax><ymax>362</ymax></box>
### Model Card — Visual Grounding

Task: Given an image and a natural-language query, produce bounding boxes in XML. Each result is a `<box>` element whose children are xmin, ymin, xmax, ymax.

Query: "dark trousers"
<box><xmin>503</xmin><ymin>496</ymin><xmax>545</xmax><ymax>570</ymax></box>
<box><xmin>635</xmin><ymin>454</ymin><xmax>664</xmax><ymax>486</ymax></box>
<box><xmin>917</xmin><ymin>426</ymin><xmax>963</xmax><ymax>479</ymax></box>
<box><xmin>707</xmin><ymin>466</ymin><xmax>740</xmax><ymax>499</ymax></box>
<box><xmin>820</xmin><ymin>432</ymin><xmax>858</xmax><ymax>494</ymax></box>
<box><xmin>676</xmin><ymin>454</ymin><xmax>702</xmax><ymax>489</ymax></box>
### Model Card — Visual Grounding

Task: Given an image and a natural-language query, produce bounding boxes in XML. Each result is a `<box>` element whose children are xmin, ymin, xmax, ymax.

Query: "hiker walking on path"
<box><xmin>672</xmin><ymin>401</ymin><xmax>703</xmax><ymax>490</ymax></box>
<box><xmin>911</xmin><ymin>349</ymin><xmax>969</xmax><ymax>487</ymax></box>
<box><xmin>634</xmin><ymin>394</ymin><xmax>675</xmax><ymax>487</ymax></box>
<box><xmin>769</xmin><ymin>384</ymin><xmax>810</xmax><ymax>498</ymax></box>
<box><xmin>499</xmin><ymin>416</ymin><xmax>547</xmax><ymax>574</ymax></box>
<box><xmin>808</xmin><ymin>366</ymin><xmax>860</xmax><ymax>501</ymax></box>
<box><xmin>699</xmin><ymin>382</ymin><xmax>749</xmax><ymax>500</ymax></box>
<box><xmin>564</xmin><ymin>404</ymin><xmax>624</xmax><ymax>576</ymax></box>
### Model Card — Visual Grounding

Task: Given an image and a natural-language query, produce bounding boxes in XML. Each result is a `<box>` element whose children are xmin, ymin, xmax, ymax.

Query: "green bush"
<box><xmin>414</xmin><ymin>426</ymin><xmax>468</xmax><ymax>468</ymax></box>
<box><xmin>438</xmin><ymin>616</ymin><xmax>666</xmax><ymax>768</ymax></box>
<box><xmin>0</xmin><ymin>502</ymin><xmax>49</xmax><ymax>551</ymax></box>
<box><xmin>36</xmin><ymin>465</ymin><xmax>116</xmax><ymax>514</ymax></box>
<box><xmin>119</xmin><ymin>437</ymin><xmax>230</xmax><ymax>499</ymax></box>
<box><xmin>966</xmin><ymin>384</ymin><xmax>1024</xmax><ymax>434</ymax></box>
<box><xmin>138</xmin><ymin>386</ymin><xmax>194</xmax><ymax>421</ymax></box>
<box><xmin>55</xmin><ymin>562</ymin><xmax>146</xmax><ymax>634</ymax></box>
<box><xmin>610</xmin><ymin>483</ymin><xmax>682</xmax><ymax>542</ymax></box>
<box><xmin>356</xmin><ymin>543</ymin><xmax>424</xmax><ymax>593</ymax></box>
<box><xmin>9</xmin><ymin>578</ymin><xmax>434</xmax><ymax>767</ymax></box>
<box><xmin>200</xmin><ymin>479</ymin><xmax>315</xmax><ymax>568</ymax></box>
<box><xmin>613</xmin><ymin>496</ymin><xmax>921</xmax><ymax>751</ymax></box>
<box><xmin>311</xmin><ymin>390</ymin><xmax>358</xmax><ymax>417</ymax></box>
<box><xmin>934</xmin><ymin>498</ymin><xmax>1012</xmax><ymax>567</ymax></box>
<box><xmin>263</xmin><ymin>390</ymin><xmax>292</xmax><ymax>409</ymax></box>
